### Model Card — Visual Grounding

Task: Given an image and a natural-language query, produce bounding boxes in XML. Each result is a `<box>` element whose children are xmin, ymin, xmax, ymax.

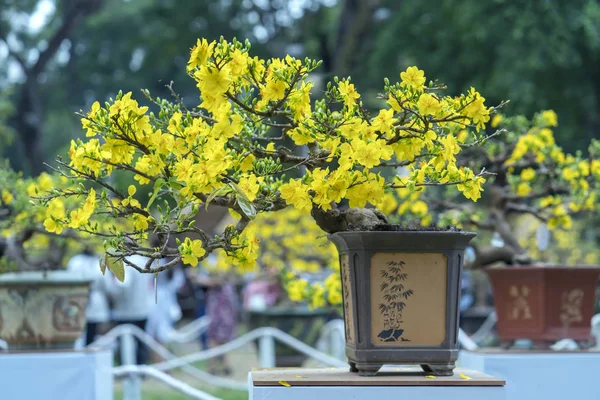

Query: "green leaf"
<box><xmin>205</xmin><ymin>185</ymin><xmax>233</xmax><ymax>211</ymax></box>
<box><xmin>237</xmin><ymin>195</ymin><xmax>256</xmax><ymax>219</ymax></box>
<box><xmin>107</xmin><ymin>256</ymin><xmax>125</xmax><ymax>282</ymax></box>
<box><xmin>228</xmin><ymin>182</ymin><xmax>256</xmax><ymax>219</ymax></box>
<box><xmin>147</xmin><ymin>178</ymin><xmax>165</xmax><ymax>208</ymax></box>
<box><xmin>167</xmin><ymin>178</ymin><xmax>183</xmax><ymax>190</ymax></box>
<box><xmin>99</xmin><ymin>254</ymin><xmax>107</xmax><ymax>275</ymax></box>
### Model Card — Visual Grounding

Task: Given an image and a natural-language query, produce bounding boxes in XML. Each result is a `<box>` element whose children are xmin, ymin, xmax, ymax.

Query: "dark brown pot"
<box><xmin>487</xmin><ymin>266</ymin><xmax>600</xmax><ymax>346</ymax></box>
<box><xmin>329</xmin><ymin>230</ymin><xmax>475</xmax><ymax>376</ymax></box>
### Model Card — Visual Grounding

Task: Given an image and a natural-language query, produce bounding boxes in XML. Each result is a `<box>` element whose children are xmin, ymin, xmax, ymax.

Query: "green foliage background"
<box><xmin>1</xmin><ymin>0</ymin><xmax>599</xmax><ymax>175</ymax></box>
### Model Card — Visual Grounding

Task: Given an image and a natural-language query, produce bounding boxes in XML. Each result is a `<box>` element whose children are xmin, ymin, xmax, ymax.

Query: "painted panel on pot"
<box><xmin>370</xmin><ymin>253</ymin><xmax>447</xmax><ymax>346</ymax></box>
<box><xmin>0</xmin><ymin>285</ymin><xmax>89</xmax><ymax>347</ymax></box>
<box><xmin>340</xmin><ymin>255</ymin><xmax>355</xmax><ymax>344</ymax></box>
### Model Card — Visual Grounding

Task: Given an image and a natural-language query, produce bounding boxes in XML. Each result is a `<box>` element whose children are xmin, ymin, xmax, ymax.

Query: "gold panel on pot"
<box><xmin>370</xmin><ymin>252</ymin><xmax>447</xmax><ymax>346</ymax></box>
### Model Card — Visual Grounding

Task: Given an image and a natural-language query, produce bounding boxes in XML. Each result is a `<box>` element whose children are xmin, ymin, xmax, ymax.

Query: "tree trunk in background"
<box><xmin>6</xmin><ymin>0</ymin><xmax>104</xmax><ymax>174</ymax></box>
<box><xmin>333</xmin><ymin>0</ymin><xmax>379</xmax><ymax>78</ymax></box>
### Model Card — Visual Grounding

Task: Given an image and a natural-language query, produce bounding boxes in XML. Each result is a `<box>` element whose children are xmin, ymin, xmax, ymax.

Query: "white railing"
<box><xmin>316</xmin><ymin>319</ymin><xmax>346</xmax><ymax>361</ymax></box>
<box><xmin>113</xmin><ymin>365</ymin><xmax>222</xmax><ymax>400</ymax></box>
<box><xmin>89</xmin><ymin>317</ymin><xmax>348</xmax><ymax>400</ymax></box>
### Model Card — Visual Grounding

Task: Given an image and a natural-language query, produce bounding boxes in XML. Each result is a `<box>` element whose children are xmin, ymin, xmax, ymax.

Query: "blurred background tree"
<box><xmin>1</xmin><ymin>0</ymin><xmax>599</xmax><ymax>174</ymax></box>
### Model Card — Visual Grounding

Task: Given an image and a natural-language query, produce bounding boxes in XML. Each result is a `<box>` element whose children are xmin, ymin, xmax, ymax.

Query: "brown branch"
<box><xmin>505</xmin><ymin>203</ymin><xmax>548</xmax><ymax>222</ymax></box>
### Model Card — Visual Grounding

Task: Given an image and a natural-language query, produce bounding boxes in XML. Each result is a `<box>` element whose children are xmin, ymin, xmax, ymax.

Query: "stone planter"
<box><xmin>248</xmin><ymin>307</ymin><xmax>329</xmax><ymax>367</ymax></box>
<box><xmin>0</xmin><ymin>270</ymin><xmax>91</xmax><ymax>350</ymax></box>
<box><xmin>487</xmin><ymin>266</ymin><xmax>600</xmax><ymax>347</ymax></box>
<box><xmin>329</xmin><ymin>230</ymin><xmax>475</xmax><ymax>376</ymax></box>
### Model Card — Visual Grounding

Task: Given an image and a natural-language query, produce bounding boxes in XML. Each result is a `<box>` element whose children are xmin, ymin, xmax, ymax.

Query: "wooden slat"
<box><xmin>251</xmin><ymin>366</ymin><xmax>505</xmax><ymax>387</ymax></box>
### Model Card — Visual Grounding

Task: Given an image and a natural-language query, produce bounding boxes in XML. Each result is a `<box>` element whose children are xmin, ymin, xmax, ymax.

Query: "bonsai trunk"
<box><xmin>311</xmin><ymin>205</ymin><xmax>388</xmax><ymax>233</ymax></box>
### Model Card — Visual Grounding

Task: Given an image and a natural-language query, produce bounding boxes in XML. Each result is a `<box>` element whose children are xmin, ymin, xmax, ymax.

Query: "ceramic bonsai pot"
<box><xmin>487</xmin><ymin>265</ymin><xmax>600</xmax><ymax>347</ymax></box>
<box><xmin>248</xmin><ymin>306</ymin><xmax>329</xmax><ymax>367</ymax></box>
<box><xmin>0</xmin><ymin>270</ymin><xmax>91</xmax><ymax>350</ymax></box>
<box><xmin>329</xmin><ymin>230</ymin><xmax>475</xmax><ymax>376</ymax></box>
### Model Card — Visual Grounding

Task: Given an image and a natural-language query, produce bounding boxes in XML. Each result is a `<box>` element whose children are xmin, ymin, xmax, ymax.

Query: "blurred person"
<box><xmin>66</xmin><ymin>245</ymin><xmax>110</xmax><ymax>345</ymax></box>
<box><xmin>205</xmin><ymin>271</ymin><xmax>240</xmax><ymax>376</ymax></box>
<box><xmin>243</xmin><ymin>266</ymin><xmax>282</xmax><ymax>311</ymax></box>
<box><xmin>146</xmin><ymin>242</ymin><xmax>186</xmax><ymax>345</ymax></box>
<box><xmin>191</xmin><ymin>268</ymin><xmax>211</xmax><ymax>350</ymax></box>
<box><xmin>106</xmin><ymin>254</ymin><xmax>155</xmax><ymax>365</ymax></box>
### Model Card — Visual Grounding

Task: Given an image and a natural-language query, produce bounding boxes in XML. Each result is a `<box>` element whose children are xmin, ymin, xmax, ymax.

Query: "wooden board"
<box><xmin>250</xmin><ymin>366</ymin><xmax>505</xmax><ymax>387</ymax></box>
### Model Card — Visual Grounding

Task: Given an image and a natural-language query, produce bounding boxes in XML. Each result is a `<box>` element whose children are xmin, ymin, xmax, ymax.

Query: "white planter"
<box><xmin>0</xmin><ymin>270</ymin><xmax>91</xmax><ymax>349</ymax></box>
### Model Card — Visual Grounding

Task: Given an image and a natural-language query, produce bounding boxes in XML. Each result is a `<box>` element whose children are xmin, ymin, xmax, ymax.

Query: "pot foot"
<box><xmin>576</xmin><ymin>339</ymin><xmax>595</xmax><ymax>350</ymax></box>
<box><xmin>355</xmin><ymin>363</ymin><xmax>382</xmax><ymax>376</ymax></box>
<box><xmin>532</xmin><ymin>340</ymin><xmax>552</xmax><ymax>350</ymax></box>
<box><xmin>421</xmin><ymin>363</ymin><xmax>455</xmax><ymax>376</ymax></box>
<box><xmin>349</xmin><ymin>362</ymin><xmax>358</xmax><ymax>373</ymax></box>
<box><xmin>499</xmin><ymin>340</ymin><xmax>514</xmax><ymax>349</ymax></box>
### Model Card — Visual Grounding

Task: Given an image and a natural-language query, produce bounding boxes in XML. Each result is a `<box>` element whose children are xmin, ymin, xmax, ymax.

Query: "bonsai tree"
<box><xmin>0</xmin><ymin>164</ymin><xmax>94</xmax><ymax>272</ymax></box>
<box><xmin>396</xmin><ymin>111</ymin><xmax>600</xmax><ymax>268</ymax></box>
<box><xmin>38</xmin><ymin>37</ymin><xmax>497</xmax><ymax>278</ymax></box>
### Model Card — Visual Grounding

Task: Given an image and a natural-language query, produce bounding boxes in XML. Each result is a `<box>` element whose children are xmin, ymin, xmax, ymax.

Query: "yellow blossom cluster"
<box><xmin>0</xmin><ymin>166</ymin><xmax>105</xmax><ymax>271</ymax></box>
<box><xmin>500</xmin><ymin>112</ymin><xmax>598</xmax><ymax>230</ymax></box>
<box><xmin>42</xmin><ymin>37</ymin><xmax>494</xmax><ymax>273</ymax></box>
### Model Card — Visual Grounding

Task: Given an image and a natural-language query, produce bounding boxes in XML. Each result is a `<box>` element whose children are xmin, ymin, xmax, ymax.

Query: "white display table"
<box><xmin>0</xmin><ymin>348</ymin><xmax>113</xmax><ymax>400</ymax></box>
<box><xmin>248</xmin><ymin>366</ymin><xmax>506</xmax><ymax>400</ymax></box>
<box><xmin>459</xmin><ymin>349</ymin><xmax>600</xmax><ymax>400</ymax></box>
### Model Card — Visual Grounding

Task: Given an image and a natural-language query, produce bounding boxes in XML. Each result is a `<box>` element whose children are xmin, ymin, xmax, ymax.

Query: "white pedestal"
<box><xmin>248</xmin><ymin>366</ymin><xmax>506</xmax><ymax>400</ymax></box>
<box><xmin>459</xmin><ymin>349</ymin><xmax>600</xmax><ymax>400</ymax></box>
<box><xmin>0</xmin><ymin>348</ymin><xmax>113</xmax><ymax>400</ymax></box>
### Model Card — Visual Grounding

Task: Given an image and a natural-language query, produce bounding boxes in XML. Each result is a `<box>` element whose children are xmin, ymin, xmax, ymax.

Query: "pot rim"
<box><xmin>0</xmin><ymin>270</ymin><xmax>93</xmax><ymax>285</ymax></box>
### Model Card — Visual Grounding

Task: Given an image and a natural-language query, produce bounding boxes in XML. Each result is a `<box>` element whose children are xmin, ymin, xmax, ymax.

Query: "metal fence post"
<box><xmin>121</xmin><ymin>326</ymin><xmax>142</xmax><ymax>400</ymax></box>
<box><xmin>258</xmin><ymin>331</ymin><xmax>276</xmax><ymax>368</ymax></box>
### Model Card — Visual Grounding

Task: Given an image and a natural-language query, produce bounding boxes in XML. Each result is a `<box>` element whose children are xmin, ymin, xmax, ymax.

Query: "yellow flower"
<box><xmin>1</xmin><ymin>190</ymin><xmax>13</xmax><ymax>205</ymax></box>
<box><xmin>195</xmin><ymin>65</ymin><xmax>232</xmax><ymax>96</ymax></box>
<box><xmin>240</xmin><ymin>154</ymin><xmax>255</xmax><ymax>172</ymax></box>
<box><xmin>417</xmin><ymin>93</ymin><xmax>442</xmax><ymax>116</ymax></box>
<box><xmin>400</xmin><ymin>66</ymin><xmax>426</xmax><ymax>90</ymax></box>
<box><xmin>132</xmin><ymin>214</ymin><xmax>149</xmax><ymax>231</ymax></box>
<box><xmin>439</xmin><ymin>135</ymin><xmax>460</xmax><ymax>163</ymax></box>
<box><xmin>279</xmin><ymin>179</ymin><xmax>312</xmax><ymax>211</ymax></box>
<box><xmin>310</xmin><ymin>284</ymin><xmax>326</xmax><ymax>309</ymax></box>
<box><xmin>179</xmin><ymin>237</ymin><xmax>206</xmax><ymax>266</ymax></box>
<box><xmin>457</xmin><ymin>170</ymin><xmax>485</xmax><ymax>201</ymax></box>
<box><xmin>353</xmin><ymin>140</ymin><xmax>383</xmax><ymax>169</ymax></box>
<box><xmin>68</xmin><ymin>189</ymin><xmax>96</xmax><ymax>229</ymax></box>
<box><xmin>43</xmin><ymin>218</ymin><xmax>63</xmax><ymax>235</ymax></box>
<box><xmin>187</xmin><ymin>38</ymin><xmax>215</xmax><ymax>71</ymax></box>
<box><xmin>371</xmin><ymin>108</ymin><xmax>395</xmax><ymax>135</ymax></box>
<box><xmin>562</xmin><ymin>168</ymin><xmax>578</xmax><ymax>182</ymax></box>
<box><xmin>327</xmin><ymin>287</ymin><xmax>342</xmax><ymax>305</ymax></box>
<box><xmin>338</xmin><ymin>80</ymin><xmax>360</xmax><ymax>107</ymax></box>
<box><xmin>491</xmin><ymin>114</ymin><xmax>503</xmax><ymax>128</ymax></box>
<box><xmin>287</xmin><ymin>279</ymin><xmax>308</xmax><ymax>302</ymax></box>
<box><xmin>238</xmin><ymin>174</ymin><xmax>262</xmax><ymax>202</ymax></box>
<box><xmin>410</xmin><ymin>200</ymin><xmax>428</xmax><ymax>216</ymax></box>
<box><xmin>541</xmin><ymin>110</ymin><xmax>558</xmax><ymax>127</ymax></box>
<box><xmin>517</xmin><ymin>182</ymin><xmax>531</xmax><ymax>197</ymax></box>
<box><xmin>520</xmin><ymin>168</ymin><xmax>536</xmax><ymax>182</ymax></box>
